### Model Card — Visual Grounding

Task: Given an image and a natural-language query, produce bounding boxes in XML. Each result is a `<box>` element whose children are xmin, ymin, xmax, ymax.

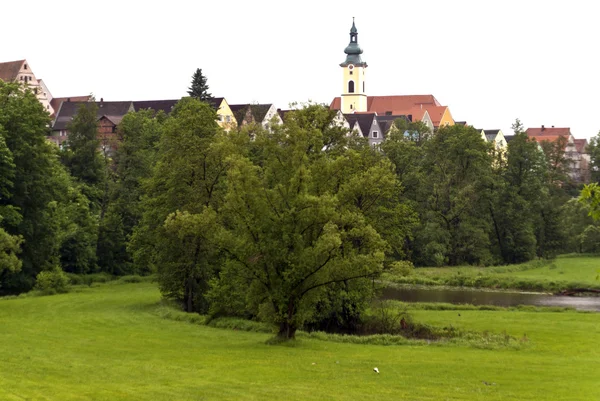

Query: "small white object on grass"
<box><xmin>373</xmin><ymin>367</ymin><xmax>379</xmax><ymax>373</ymax></box>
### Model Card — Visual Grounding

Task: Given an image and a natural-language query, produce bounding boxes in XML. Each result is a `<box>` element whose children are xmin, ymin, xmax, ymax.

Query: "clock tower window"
<box><xmin>348</xmin><ymin>80</ymin><xmax>355</xmax><ymax>93</ymax></box>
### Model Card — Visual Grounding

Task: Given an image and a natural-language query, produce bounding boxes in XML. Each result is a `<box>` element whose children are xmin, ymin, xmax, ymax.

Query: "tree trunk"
<box><xmin>278</xmin><ymin>321</ymin><xmax>297</xmax><ymax>340</ymax></box>
<box><xmin>276</xmin><ymin>299</ymin><xmax>298</xmax><ymax>340</ymax></box>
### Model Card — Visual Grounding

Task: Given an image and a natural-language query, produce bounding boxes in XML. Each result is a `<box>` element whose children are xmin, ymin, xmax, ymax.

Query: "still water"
<box><xmin>380</xmin><ymin>286</ymin><xmax>600</xmax><ymax>312</ymax></box>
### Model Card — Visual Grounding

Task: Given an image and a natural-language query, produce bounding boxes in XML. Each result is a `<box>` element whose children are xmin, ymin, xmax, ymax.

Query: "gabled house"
<box><xmin>525</xmin><ymin>126</ymin><xmax>589</xmax><ymax>183</ymax></box>
<box><xmin>210</xmin><ymin>97</ymin><xmax>237</xmax><ymax>131</ymax></box>
<box><xmin>482</xmin><ymin>129</ymin><xmax>508</xmax><ymax>151</ymax></box>
<box><xmin>50</xmin><ymin>100</ymin><xmax>134</xmax><ymax>153</ymax></box>
<box><xmin>0</xmin><ymin>59</ymin><xmax>54</xmax><ymax>115</ymax></box>
<box><xmin>344</xmin><ymin>113</ymin><xmax>384</xmax><ymax>146</ymax></box>
<box><xmin>230</xmin><ymin>103</ymin><xmax>282</xmax><ymax>130</ymax></box>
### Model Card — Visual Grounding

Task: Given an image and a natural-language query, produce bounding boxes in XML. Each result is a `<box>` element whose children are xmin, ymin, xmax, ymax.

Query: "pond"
<box><xmin>380</xmin><ymin>286</ymin><xmax>600</xmax><ymax>312</ymax></box>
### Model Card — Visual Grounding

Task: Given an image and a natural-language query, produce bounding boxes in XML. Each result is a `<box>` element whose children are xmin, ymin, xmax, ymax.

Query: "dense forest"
<box><xmin>2</xmin><ymin>80</ymin><xmax>600</xmax><ymax>338</ymax></box>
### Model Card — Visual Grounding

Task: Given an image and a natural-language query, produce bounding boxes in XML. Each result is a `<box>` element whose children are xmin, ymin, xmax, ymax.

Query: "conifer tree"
<box><xmin>187</xmin><ymin>68</ymin><xmax>213</xmax><ymax>102</ymax></box>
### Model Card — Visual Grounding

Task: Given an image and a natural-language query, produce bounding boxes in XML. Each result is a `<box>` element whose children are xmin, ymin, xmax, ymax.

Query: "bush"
<box><xmin>35</xmin><ymin>267</ymin><xmax>71</xmax><ymax>295</ymax></box>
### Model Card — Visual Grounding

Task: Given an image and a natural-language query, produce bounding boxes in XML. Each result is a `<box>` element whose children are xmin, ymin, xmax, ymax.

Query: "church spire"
<box><xmin>341</xmin><ymin>18</ymin><xmax>366</xmax><ymax>67</ymax></box>
<box><xmin>339</xmin><ymin>18</ymin><xmax>368</xmax><ymax>113</ymax></box>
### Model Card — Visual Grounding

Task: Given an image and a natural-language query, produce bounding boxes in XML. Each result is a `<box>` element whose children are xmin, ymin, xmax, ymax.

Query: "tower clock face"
<box><xmin>348</xmin><ymin>64</ymin><xmax>354</xmax><ymax>70</ymax></box>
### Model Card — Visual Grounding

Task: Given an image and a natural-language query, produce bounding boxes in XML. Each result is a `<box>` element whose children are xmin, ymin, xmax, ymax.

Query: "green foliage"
<box><xmin>586</xmin><ymin>131</ymin><xmax>600</xmax><ymax>183</ymax></box>
<box><xmin>131</xmin><ymin>98</ymin><xmax>228</xmax><ymax>311</ymax></box>
<box><xmin>212</xmin><ymin>104</ymin><xmax>398</xmax><ymax>339</ymax></box>
<box><xmin>187</xmin><ymin>68</ymin><xmax>213</xmax><ymax>102</ymax></box>
<box><xmin>580</xmin><ymin>182</ymin><xmax>600</xmax><ymax>221</ymax></box>
<box><xmin>97</xmin><ymin>109</ymin><xmax>166</xmax><ymax>275</ymax></box>
<box><xmin>0</xmin><ymin>227</ymin><xmax>22</xmax><ymax>275</ymax></box>
<box><xmin>61</xmin><ymin>102</ymin><xmax>106</xmax><ymax>206</ymax></box>
<box><xmin>34</xmin><ymin>267</ymin><xmax>71</xmax><ymax>295</ymax></box>
<box><xmin>413</xmin><ymin>124</ymin><xmax>494</xmax><ymax>266</ymax></box>
<box><xmin>0</xmin><ymin>81</ymin><xmax>76</xmax><ymax>293</ymax></box>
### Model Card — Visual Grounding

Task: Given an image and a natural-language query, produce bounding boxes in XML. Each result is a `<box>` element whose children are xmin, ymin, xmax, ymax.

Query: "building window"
<box><xmin>372</xmin><ymin>131</ymin><xmax>378</xmax><ymax>138</ymax></box>
<box><xmin>24</xmin><ymin>64</ymin><xmax>28</xmax><ymax>70</ymax></box>
<box><xmin>225</xmin><ymin>115</ymin><xmax>231</xmax><ymax>122</ymax></box>
<box><xmin>350</xmin><ymin>104</ymin><xmax>353</xmax><ymax>110</ymax></box>
<box><xmin>348</xmin><ymin>80</ymin><xmax>355</xmax><ymax>93</ymax></box>
<box><xmin>363</xmin><ymin>82</ymin><xmax>365</xmax><ymax>92</ymax></box>
<box><xmin>349</xmin><ymin>70</ymin><xmax>353</xmax><ymax>75</ymax></box>
<box><xmin>20</xmin><ymin>76</ymin><xmax>23</xmax><ymax>80</ymax></box>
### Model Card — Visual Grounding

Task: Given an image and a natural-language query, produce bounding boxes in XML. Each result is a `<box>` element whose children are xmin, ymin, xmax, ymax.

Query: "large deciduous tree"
<box><xmin>210</xmin><ymin>105</ymin><xmax>400</xmax><ymax>339</ymax></box>
<box><xmin>130</xmin><ymin>98</ymin><xmax>231</xmax><ymax>311</ymax></box>
<box><xmin>0</xmin><ymin>81</ymin><xmax>94</xmax><ymax>291</ymax></box>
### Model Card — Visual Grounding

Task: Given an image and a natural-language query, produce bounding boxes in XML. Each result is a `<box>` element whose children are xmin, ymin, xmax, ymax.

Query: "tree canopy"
<box><xmin>187</xmin><ymin>68</ymin><xmax>213</xmax><ymax>102</ymax></box>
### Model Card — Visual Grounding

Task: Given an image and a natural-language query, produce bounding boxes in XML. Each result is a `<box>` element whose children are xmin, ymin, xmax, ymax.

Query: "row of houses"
<box><xmin>0</xmin><ymin>22</ymin><xmax>592</xmax><ymax>183</ymax></box>
<box><xmin>326</xmin><ymin>19</ymin><xmax>591</xmax><ymax>183</ymax></box>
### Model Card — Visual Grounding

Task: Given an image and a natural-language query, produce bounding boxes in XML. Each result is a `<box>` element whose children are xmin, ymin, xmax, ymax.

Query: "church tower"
<box><xmin>340</xmin><ymin>18</ymin><xmax>368</xmax><ymax>113</ymax></box>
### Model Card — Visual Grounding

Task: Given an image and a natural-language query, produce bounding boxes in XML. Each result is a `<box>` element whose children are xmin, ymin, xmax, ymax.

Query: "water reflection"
<box><xmin>380</xmin><ymin>286</ymin><xmax>600</xmax><ymax>312</ymax></box>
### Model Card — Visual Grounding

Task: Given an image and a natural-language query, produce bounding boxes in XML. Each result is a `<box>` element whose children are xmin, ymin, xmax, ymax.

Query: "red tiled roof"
<box><xmin>330</xmin><ymin>95</ymin><xmax>446</xmax><ymax>125</ymax></box>
<box><xmin>424</xmin><ymin>106</ymin><xmax>449</xmax><ymax>126</ymax></box>
<box><xmin>330</xmin><ymin>94</ymin><xmax>441</xmax><ymax>112</ymax></box>
<box><xmin>525</xmin><ymin>127</ymin><xmax>571</xmax><ymax>137</ymax></box>
<box><xmin>528</xmin><ymin>135</ymin><xmax>565</xmax><ymax>144</ymax></box>
<box><xmin>574</xmin><ymin>138</ymin><xmax>588</xmax><ymax>153</ymax></box>
<box><xmin>367</xmin><ymin>95</ymin><xmax>441</xmax><ymax>113</ymax></box>
<box><xmin>0</xmin><ymin>60</ymin><xmax>25</xmax><ymax>82</ymax></box>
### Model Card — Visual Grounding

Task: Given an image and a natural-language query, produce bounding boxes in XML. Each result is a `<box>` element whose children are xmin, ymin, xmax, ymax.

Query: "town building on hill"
<box><xmin>329</xmin><ymin>20</ymin><xmax>454</xmax><ymax>135</ymax></box>
<box><xmin>525</xmin><ymin>126</ymin><xmax>590</xmax><ymax>183</ymax></box>
<box><xmin>0</xmin><ymin>59</ymin><xmax>54</xmax><ymax>115</ymax></box>
<box><xmin>478</xmin><ymin>129</ymin><xmax>508</xmax><ymax>150</ymax></box>
<box><xmin>229</xmin><ymin>103</ymin><xmax>282</xmax><ymax>130</ymax></box>
<box><xmin>50</xmin><ymin>100</ymin><xmax>134</xmax><ymax>153</ymax></box>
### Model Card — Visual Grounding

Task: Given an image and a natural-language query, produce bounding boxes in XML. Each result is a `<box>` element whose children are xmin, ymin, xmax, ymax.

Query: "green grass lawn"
<box><xmin>1</xmin><ymin>282</ymin><xmax>599</xmax><ymax>400</ymax></box>
<box><xmin>388</xmin><ymin>255</ymin><xmax>600</xmax><ymax>292</ymax></box>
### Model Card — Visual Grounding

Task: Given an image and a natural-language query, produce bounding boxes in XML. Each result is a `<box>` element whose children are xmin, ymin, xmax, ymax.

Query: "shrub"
<box><xmin>35</xmin><ymin>267</ymin><xmax>71</xmax><ymax>295</ymax></box>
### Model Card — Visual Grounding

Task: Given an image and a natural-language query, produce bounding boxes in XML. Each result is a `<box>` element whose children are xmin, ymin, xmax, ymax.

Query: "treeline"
<box><xmin>2</xmin><ymin>80</ymin><xmax>600</xmax><ymax>338</ymax></box>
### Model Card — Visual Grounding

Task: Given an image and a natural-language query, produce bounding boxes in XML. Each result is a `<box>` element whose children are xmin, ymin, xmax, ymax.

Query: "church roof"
<box><xmin>341</xmin><ymin>19</ymin><xmax>366</xmax><ymax>67</ymax></box>
<box><xmin>0</xmin><ymin>60</ymin><xmax>24</xmax><ymax>82</ymax></box>
<box><xmin>330</xmin><ymin>95</ymin><xmax>442</xmax><ymax>112</ymax></box>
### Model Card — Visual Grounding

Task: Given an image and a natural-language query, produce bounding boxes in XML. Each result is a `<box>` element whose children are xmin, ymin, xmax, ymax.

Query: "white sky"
<box><xmin>2</xmin><ymin>0</ymin><xmax>598</xmax><ymax>138</ymax></box>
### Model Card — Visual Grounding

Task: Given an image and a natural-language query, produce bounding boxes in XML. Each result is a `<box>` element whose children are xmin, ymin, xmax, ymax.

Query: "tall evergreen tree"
<box><xmin>187</xmin><ymin>68</ymin><xmax>213</xmax><ymax>102</ymax></box>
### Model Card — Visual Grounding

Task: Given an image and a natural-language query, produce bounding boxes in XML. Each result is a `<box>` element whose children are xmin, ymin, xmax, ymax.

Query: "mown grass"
<box><xmin>0</xmin><ymin>282</ymin><xmax>599</xmax><ymax>400</ymax></box>
<box><xmin>384</xmin><ymin>256</ymin><xmax>600</xmax><ymax>292</ymax></box>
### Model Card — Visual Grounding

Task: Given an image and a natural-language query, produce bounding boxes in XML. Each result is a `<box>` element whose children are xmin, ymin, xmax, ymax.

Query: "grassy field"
<box><xmin>0</xmin><ymin>282</ymin><xmax>599</xmax><ymax>400</ymax></box>
<box><xmin>384</xmin><ymin>255</ymin><xmax>600</xmax><ymax>292</ymax></box>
